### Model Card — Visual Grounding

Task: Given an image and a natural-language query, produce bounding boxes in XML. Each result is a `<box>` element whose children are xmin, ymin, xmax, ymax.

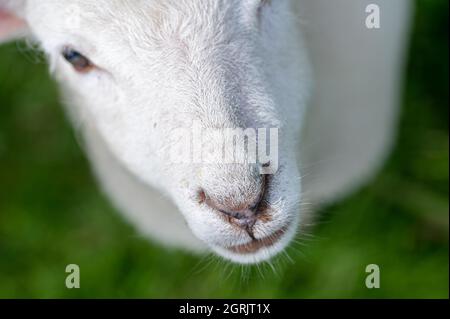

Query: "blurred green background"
<box><xmin>0</xmin><ymin>1</ymin><xmax>448</xmax><ymax>298</ymax></box>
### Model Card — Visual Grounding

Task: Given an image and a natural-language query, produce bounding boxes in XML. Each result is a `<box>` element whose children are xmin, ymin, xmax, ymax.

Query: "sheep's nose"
<box><xmin>198</xmin><ymin>176</ymin><xmax>267</xmax><ymax>231</ymax></box>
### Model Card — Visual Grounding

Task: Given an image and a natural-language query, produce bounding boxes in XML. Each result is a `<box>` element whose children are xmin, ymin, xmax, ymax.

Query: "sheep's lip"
<box><xmin>225</xmin><ymin>225</ymin><xmax>289</xmax><ymax>254</ymax></box>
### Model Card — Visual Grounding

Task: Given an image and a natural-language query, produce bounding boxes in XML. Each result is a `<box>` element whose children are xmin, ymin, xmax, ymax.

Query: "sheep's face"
<box><xmin>22</xmin><ymin>0</ymin><xmax>311</xmax><ymax>263</ymax></box>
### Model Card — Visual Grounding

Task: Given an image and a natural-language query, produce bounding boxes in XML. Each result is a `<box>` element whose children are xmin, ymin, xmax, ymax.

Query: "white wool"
<box><xmin>0</xmin><ymin>0</ymin><xmax>412</xmax><ymax>264</ymax></box>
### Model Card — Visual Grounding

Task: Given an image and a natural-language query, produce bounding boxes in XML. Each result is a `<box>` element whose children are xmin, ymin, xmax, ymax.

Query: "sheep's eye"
<box><xmin>258</xmin><ymin>0</ymin><xmax>271</xmax><ymax>18</ymax></box>
<box><xmin>259</xmin><ymin>0</ymin><xmax>271</xmax><ymax>9</ymax></box>
<box><xmin>62</xmin><ymin>47</ymin><xmax>94</xmax><ymax>73</ymax></box>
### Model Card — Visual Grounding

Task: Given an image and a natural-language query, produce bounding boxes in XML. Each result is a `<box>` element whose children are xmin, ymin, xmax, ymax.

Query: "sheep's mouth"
<box><xmin>225</xmin><ymin>225</ymin><xmax>289</xmax><ymax>254</ymax></box>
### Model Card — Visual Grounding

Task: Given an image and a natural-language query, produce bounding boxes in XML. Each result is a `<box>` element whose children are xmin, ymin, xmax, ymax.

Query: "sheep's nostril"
<box><xmin>197</xmin><ymin>189</ymin><xmax>207</xmax><ymax>204</ymax></box>
<box><xmin>198</xmin><ymin>175</ymin><xmax>268</xmax><ymax>230</ymax></box>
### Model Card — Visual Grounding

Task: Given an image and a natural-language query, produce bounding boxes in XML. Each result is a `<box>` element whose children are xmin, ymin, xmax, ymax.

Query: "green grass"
<box><xmin>0</xmin><ymin>1</ymin><xmax>448</xmax><ymax>298</ymax></box>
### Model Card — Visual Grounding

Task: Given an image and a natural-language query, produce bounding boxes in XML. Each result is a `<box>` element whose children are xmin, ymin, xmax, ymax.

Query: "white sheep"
<box><xmin>0</xmin><ymin>0</ymin><xmax>412</xmax><ymax>264</ymax></box>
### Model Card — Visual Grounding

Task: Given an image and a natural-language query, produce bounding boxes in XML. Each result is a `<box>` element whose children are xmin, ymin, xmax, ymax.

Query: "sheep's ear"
<box><xmin>0</xmin><ymin>1</ymin><xmax>28</xmax><ymax>43</ymax></box>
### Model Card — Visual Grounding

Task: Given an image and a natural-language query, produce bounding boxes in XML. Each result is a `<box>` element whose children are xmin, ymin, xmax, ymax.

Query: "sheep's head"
<box><xmin>1</xmin><ymin>0</ymin><xmax>311</xmax><ymax>264</ymax></box>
